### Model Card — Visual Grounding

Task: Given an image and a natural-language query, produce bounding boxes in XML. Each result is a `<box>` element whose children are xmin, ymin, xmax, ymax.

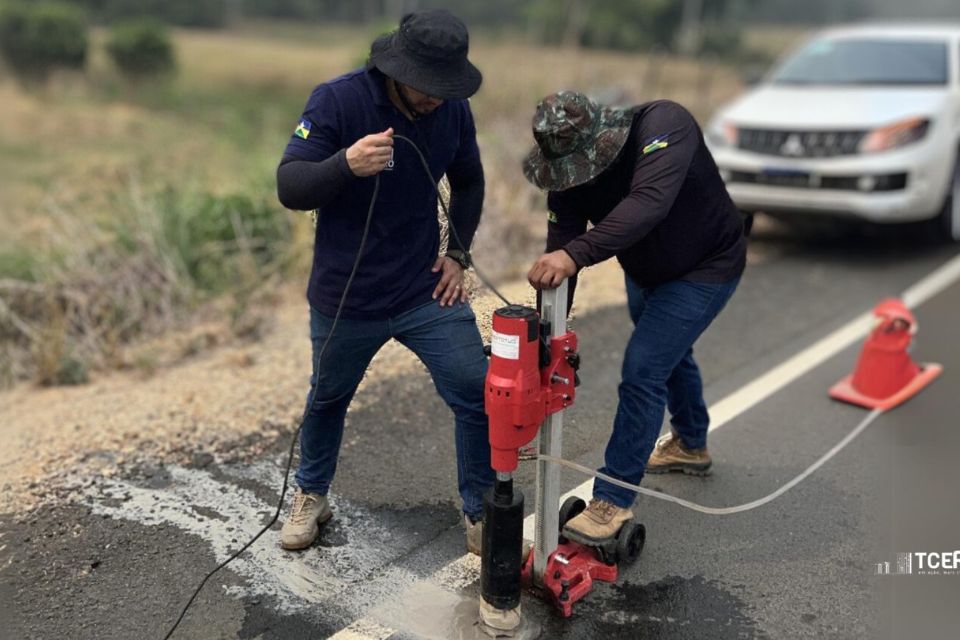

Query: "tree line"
<box><xmin>25</xmin><ymin>0</ymin><xmax>903</xmax><ymax>37</ymax></box>
<box><xmin>7</xmin><ymin>0</ymin><xmax>958</xmax><ymax>58</ymax></box>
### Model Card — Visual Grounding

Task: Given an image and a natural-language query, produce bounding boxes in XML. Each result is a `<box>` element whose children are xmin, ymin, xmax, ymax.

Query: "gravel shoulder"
<box><xmin>0</xmin><ymin>260</ymin><xmax>631</xmax><ymax>515</ymax></box>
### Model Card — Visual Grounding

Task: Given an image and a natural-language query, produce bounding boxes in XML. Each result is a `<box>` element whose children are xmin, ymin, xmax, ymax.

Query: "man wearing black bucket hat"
<box><xmin>523</xmin><ymin>92</ymin><xmax>747</xmax><ymax>545</ymax></box>
<box><xmin>275</xmin><ymin>10</ymin><xmax>493</xmax><ymax>553</ymax></box>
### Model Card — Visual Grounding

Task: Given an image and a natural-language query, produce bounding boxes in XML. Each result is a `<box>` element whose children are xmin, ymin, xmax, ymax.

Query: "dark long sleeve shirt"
<box><xmin>276</xmin><ymin>149</ymin><xmax>355</xmax><ymax>212</ymax></box>
<box><xmin>547</xmin><ymin>100</ymin><xmax>746</xmax><ymax>301</ymax></box>
<box><xmin>277</xmin><ymin>144</ymin><xmax>484</xmax><ymax>250</ymax></box>
<box><xmin>277</xmin><ymin>68</ymin><xmax>485</xmax><ymax>319</ymax></box>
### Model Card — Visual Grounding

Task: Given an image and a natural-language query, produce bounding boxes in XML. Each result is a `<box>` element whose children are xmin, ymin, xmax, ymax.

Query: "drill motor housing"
<box><xmin>485</xmin><ymin>304</ymin><xmax>578</xmax><ymax>472</ymax></box>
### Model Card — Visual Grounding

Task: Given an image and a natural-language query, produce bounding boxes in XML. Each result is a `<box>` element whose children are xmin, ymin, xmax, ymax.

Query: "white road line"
<box><xmin>710</xmin><ymin>250</ymin><xmax>960</xmax><ymax>434</ymax></box>
<box><xmin>332</xmin><ymin>251</ymin><xmax>960</xmax><ymax>639</ymax></box>
<box><xmin>705</xmin><ymin>310</ymin><xmax>874</xmax><ymax>433</ymax></box>
<box><xmin>540</xmin><ymin>251</ymin><xmax>960</xmax><ymax>522</ymax></box>
<box><xmin>902</xmin><ymin>251</ymin><xmax>960</xmax><ymax>309</ymax></box>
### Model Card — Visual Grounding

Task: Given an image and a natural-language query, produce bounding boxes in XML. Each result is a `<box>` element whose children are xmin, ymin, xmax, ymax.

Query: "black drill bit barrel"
<box><xmin>480</xmin><ymin>476</ymin><xmax>524</xmax><ymax>611</ymax></box>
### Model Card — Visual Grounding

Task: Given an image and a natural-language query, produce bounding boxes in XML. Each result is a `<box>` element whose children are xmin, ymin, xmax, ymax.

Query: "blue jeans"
<box><xmin>593</xmin><ymin>275</ymin><xmax>740</xmax><ymax>508</ymax></box>
<box><xmin>296</xmin><ymin>301</ymin><xmax>494</xmax><ymax>519</ymax></box>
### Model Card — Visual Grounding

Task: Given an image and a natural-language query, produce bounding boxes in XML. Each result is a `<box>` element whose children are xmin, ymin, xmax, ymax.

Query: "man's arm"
<box><xmin>562</xmin><ymin>102</ymin><xmax>698</xmax><ymax>268</ymax></box>
<box><xmin>277</xmin><ymin>151</ymin><xmax>354</xmax><ymax>211</ymax></box>
<box><xmin>443</xmin><ymin>102</ymin><xmax>485</xmax><ymax>256</ymax></box>
<box><xmin>428</xmin><ymin>102</ymin><xmax>484</xmax><ymax>306</ymax></box>
<box><xmin>530</xmin><ymin>194</ymin><xmax>588</xmax><ymax>309</ymax></box>
<box><xmin>277</xmin><ymin>84</ymin><xmax>346</xmax><ymax>211</ymax></box>
<box><xmin>277</xmin><ymin>129</ymin><xmax>395</xmax><ymax>211</ymax></box>
<box><xmin>276</xmin><ymin>83</ymin><xmax>395</xmax><ymax>211</ymax></box>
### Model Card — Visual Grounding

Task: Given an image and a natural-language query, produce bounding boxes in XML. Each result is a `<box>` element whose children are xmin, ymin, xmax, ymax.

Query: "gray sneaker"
<box><xmin>280</xmin><ymin>488</ymin><xmax>332</xmax><ymax>550</ymax></box>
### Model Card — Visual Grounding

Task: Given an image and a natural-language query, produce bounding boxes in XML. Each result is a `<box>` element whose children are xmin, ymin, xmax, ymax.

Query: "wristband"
<box><xmin>445</xmin><ymin>249</ymin><xmax>471</xmax><ymax>269</ymax></box>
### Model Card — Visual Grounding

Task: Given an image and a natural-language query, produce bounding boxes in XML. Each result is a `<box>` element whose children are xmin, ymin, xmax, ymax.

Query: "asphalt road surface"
<box><xmin>3</xmin><ymin>223</ymin><xmax>959</xmax><ymax>640</ymax></box>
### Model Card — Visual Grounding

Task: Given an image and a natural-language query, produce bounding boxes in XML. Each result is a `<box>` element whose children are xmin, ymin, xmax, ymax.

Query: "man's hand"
<box><xmin>346</xmin><ymin>128</ymin><xmax>394</xmax><ymax>177</ymax></box>
<box><xmin>432</xmin><ymin>256</ymin><xmax>468</xmax><ymax>307</ymax></box>
<box><xmin>527</xmin><ymin>250</ymin><xmax>578</xmax><ymax>290</ymax></box>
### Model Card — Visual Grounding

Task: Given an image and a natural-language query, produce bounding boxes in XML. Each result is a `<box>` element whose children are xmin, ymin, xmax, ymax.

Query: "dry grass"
<box><xmin>0</xmin><ymin>25</ymin><xmax>743</xmax><ymax>258</ymax></box>
<box><xmin>0</xmin><ymin>23</ymin><xmax>745</xmax><ymax>386</ymax></box>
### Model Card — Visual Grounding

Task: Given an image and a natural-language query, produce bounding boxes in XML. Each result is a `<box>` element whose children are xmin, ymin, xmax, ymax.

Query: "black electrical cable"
<box><xmin>393</xmin><ymin>133</ymin><xmax>511</xmax><ymax>307</ymax></box>
<box><xmin>162</xmin><ymin>135</ymin><xmax>511</xmax><ymax>639</ymax></box>
<box><xmin>161</xmin><ymin>175</ymin><xmax>380</xmax><ymax>640</ymax></box>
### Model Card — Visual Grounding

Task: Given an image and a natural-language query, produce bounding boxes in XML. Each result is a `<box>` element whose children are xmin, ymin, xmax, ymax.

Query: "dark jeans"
<box><xmin>296</xmin><ymin>300</ymin><xmax>494</xmax><ymax>519</ymax></box>
<box><xmin>593</xmin><ymin>275</ymin><xmax>740</xmax><ymax>508</ymax></box>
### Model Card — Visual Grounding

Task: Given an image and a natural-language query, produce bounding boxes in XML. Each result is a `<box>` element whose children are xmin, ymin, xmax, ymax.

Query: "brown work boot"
<box><xmin>280</xmin><ymin>488</ymin><xmax>332</xmax><ymax>550</ymax></box>
<box><xmin>561</xmin><ymin>499</ymin><xmax>633</xmax><ymax>545</ymax></box>
<box><xmin>465</xmin><ymin>514</ymin><xmax>483</xmax><ymax>555</ymax></box>
<box><xmin>465</xmin><ymin>515</ymin><xmax>533</xmax><ymax>561</ymax></box>
<box><xmin>646</xmin><ymin>432</ymin><xmax>712</xmax><ymax>476</ymax></box>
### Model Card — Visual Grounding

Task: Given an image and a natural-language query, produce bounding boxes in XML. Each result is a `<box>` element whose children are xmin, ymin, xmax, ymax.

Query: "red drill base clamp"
<box><xmin>520</xmin><ymin>541</ymin><xmax>618</xmax><ymax>617</ymax></box>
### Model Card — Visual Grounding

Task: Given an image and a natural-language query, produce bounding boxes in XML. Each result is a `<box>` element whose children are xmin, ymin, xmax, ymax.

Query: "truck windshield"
<box><xmin>772</xmin><ymin>38</ymin><xmax>948</xmax><ymax>86</ymax></box>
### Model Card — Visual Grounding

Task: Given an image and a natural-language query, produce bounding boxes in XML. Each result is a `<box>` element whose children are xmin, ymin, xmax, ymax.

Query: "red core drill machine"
<box><xmin>479</xmin><ymin>282</ymin><xmax>646</xmax><ymax>624</ymax></box>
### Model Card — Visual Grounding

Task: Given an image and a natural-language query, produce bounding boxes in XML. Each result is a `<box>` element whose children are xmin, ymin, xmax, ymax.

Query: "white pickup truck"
<box><xmin>707</xmin><ymin>24</ymin><xmax>960</xmax><ymax>241</ymax></box>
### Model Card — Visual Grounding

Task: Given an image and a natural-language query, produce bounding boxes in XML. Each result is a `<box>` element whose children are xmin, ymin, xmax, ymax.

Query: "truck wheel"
<box><xmin>933</xmin><ymin>156</ymin><xmax>960</xmax><ymax>243</ymax></box>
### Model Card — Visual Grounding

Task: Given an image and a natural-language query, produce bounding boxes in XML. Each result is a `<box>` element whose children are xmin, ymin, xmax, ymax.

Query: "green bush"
<box><xmin>0</xmin><ymin>2</ymin><xmax>88</xmax><ymax>83</ymax></box>
<box><xmin>0</xmin><ymin>247</ymin><xmax>41</xmax><ymax>281</ymax></box>
<box><xmin>70</xmin><ymin>0</ymin><xmax>226</xmax><ymax>28</ymax></box>
<box><xmin>153</xmin><ymin>190</ymin><xmax>292</xmax><ymax>294</ymax></box>
<box><xmin>106</xmin><ymin>19</ymin><xmax>175</xmax><ymax>79</ymax></box>
<box><xmin>0</xmin><ymin>186</ymin><xmax>295</xmax><ymax>386</ymax></box>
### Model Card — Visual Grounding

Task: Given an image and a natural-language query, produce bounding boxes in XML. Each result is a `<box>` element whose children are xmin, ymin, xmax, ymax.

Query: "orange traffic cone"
<box><xmin>829</xmin><ymin>298</ymin><xmax>942</xmax><ymax>410</ymax></box>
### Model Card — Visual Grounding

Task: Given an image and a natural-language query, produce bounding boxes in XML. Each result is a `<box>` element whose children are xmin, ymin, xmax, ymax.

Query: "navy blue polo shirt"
<box><xmin>283</xmin><ymin>68</ymin><xmax>482</xmax><ymax>320</ymax></box>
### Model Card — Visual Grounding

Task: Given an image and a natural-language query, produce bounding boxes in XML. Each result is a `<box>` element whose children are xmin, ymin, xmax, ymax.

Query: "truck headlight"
<box><xmin>707</xmin><ymin>120</ymin><xmax>738</xmax><ymax>148</ymax></box>
<box><xmin>859</xmin><ymin>117</ymin><xmax>930</xmax><ymax>153</ymax></box>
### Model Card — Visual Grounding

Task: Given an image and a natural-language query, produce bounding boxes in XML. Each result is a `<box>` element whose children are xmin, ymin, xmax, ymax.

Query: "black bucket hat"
<box><xmin>523</xmin><ymin>91</ymin><xmax>635</xmax><ymax>191</ymax></box>
<box><xmin>368</xmin><ymin>9</ymin><xmax>482</xmax><ymax>100</ymax></box>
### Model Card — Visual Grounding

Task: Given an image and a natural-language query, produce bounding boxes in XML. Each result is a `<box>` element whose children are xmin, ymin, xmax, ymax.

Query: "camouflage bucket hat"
<box><xmin>523</xmin><ymin>91</ymin><xmax>634</xmax><ymax>191</ymax></box>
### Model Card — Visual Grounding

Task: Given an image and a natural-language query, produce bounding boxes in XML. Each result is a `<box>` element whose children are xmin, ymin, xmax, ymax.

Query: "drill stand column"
<box><xmin>482</xmin><ymin>281</ymin><xmax>639</xmax><ymax>623</ymax></box>
<box><xmin>520</xmin><ymin>283</ymin><xmax>645</xmax><ymax>617</ymax></box>
<box><xmin>531</xmin><ymin>282</ymin><xmax>567</xmax><ymax>586</ymax></box>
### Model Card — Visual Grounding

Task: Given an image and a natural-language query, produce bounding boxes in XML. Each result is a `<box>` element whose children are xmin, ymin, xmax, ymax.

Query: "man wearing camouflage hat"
<box><xmin>523</xmin><ymin>92</ymin><xmax>746</xmax><ymax>544</ymax></box>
